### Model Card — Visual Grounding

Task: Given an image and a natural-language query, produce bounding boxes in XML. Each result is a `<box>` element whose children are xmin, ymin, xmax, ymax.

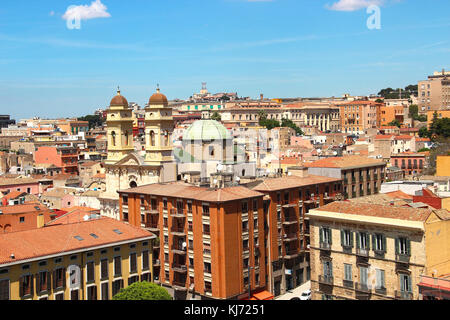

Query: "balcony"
<box><xmin>395</xmin><ymin>290</ymin><xmax>413</xmax><ymax>300</ymax></box>
<box><xmin>145</xmin><ymin>223</ymin><xmax>159</xmax><ymax>233</ymax></box>
<box><xmin>319</xmin><ymin>242</ymin><xmax>331</xmax><ymax>251</ymax></box>
<box><xmin>343</xmin><ymin>280</ymin><xmax>354</xmax><ymax>289</ymax></box>
<box><xmin>170</xmin><ymin>209</ymin><xmax>185</xmax><ymax>218</ymax></box>
<box><xmin>375</xmin><ymin>287</ymin><xmax>387</xmax><ymax>295</ymax></box>
<box><xmin>171</xmin><ymin>227</ymin><xmax>186</xmax><ymax>236</ymax></box>
<box><xmin>318</xmin><ymin>275</ymin><xmax>334</xmax><ymax>285</ymax></box>
<box><xmin>172</xmin><ymin>246</ymin><xmax>187</xmax><ymax>255</ymax></box>
<box><xmin>356</xmin><ymin>248</ymin><xmax>369</xmax><ymax>257</ymax></box>
<box><xmin>396</xmin><ymin>253</ymin><xmax>411</xmax><ymax>264</ymax></box>
<box><xmin>172</xmin><ymin>281</ymin><xmax>188</xmax><ymax>291</ymax></box>
<box><xmin>172</xmin><ymin>264</ymin><xmax>188</xmax><ymax>274</ymax></box>
<box><xmin>153</xmin><ymin>259</ymin><xmax>161</xmax><ymax>267</ymax></box>
<box><xmin>283</xmin><ymin>233</ymin><xmax>298</xmax><ymax>242</ymax></box>
<box><xmin>355</xmin><ymin>282</ymin><xmax>371</xmax><ymax>293</ymax></box>
<box><xmin>284</xmin><ymin>249</ymin><xmax>299</xmax><ymax>259</ymax></box>
<box><xmin>149</xmin><ymin>208</ymin><xmax>159</xmax><ymax>215</ymax></box>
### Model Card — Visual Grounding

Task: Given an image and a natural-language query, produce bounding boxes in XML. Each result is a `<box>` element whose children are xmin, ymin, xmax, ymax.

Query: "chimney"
<box><xmin>37</xmin><ymin>213</ymin><xmax>45</xmax><ymax>228</ymax></box>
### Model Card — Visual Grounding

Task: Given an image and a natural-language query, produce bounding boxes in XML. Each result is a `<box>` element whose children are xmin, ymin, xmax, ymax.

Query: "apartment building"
<box><xmin>339</xmin><ymin>101</ymin><xmax>382</xmax><ymax>135</ymax></box>
<box><xmin>390</xmin><ymin>152</ymin><xmax>427</xmax><ymax>176</ymax></box>
<box><xmin>307</xmin><ymin>202</ymin><xmax>450</xmax><ymax>300</ymax></box>
<box><xmin>418</xmin><ymin>70</ymin><xmax>450</xmax><ymax>114</ymax></box>
<box><xmin>379</xmin><ymin>105</ymin><xmax>407</xmax><ymax>127</ymax></box>
<box><xmin>118</xmin><ymin>182</ymin><xmax>266</xmax><ymax>300</ymax></box>
<box><xmin>34</xmin><ymin>146</ymin><xmax>79</xmax><ymax>175</ymax></box>
<box><xmin>0</xmin><ymin>216</ymin><xmax>155</xmax><ymax>300</ymax></box>
<box><xmin>250</xmin><ymin>175</ymin><xmax>343</xmax><ymax>297</ymax></box>
<box><xmin>305</xmin><ymin>155</ymin><xmax>387</xmax><ymax>199</ymax></box>
<box><xmin>0</xmin><ymin>202</ymin><xmax>56</xmax><ymax>233</ymax></box>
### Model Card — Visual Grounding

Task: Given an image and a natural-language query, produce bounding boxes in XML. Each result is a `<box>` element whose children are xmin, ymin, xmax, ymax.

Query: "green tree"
<box><xmin>281</xmin><ymin>118</ymin><xmax>304</xmax><ymax>136</ymax></box>
<box><xmin>78</xmin><ymin>114</ymin><xmax>104</xmax><ymax>129</ymax></box>
<box><xmin>388</xmin><ymin>119</ymin><xmax>402</xmax><ymax>128</ymax></box>
<box><xmin>112</xmin><ymin>281</ymin><xmax>173</xmax><ymax>300</ymax></box>
<box><xmin>409</xmin><ymin>105</ymin><xmax>418</xmax><ymax>119</ymax></box>
<box><xmin>211</xmin><ymin>111</ymin><xmax>221</xmax><ymax>121</ymax></box>
<box><xmin>419</xmin><ymin>127</ymin><xmax>431</xmax><ymax>138</ymax></box>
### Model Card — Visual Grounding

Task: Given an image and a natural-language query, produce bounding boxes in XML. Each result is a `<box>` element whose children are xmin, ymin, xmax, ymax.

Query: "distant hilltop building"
<box><xmin>418</xmin><ymin>68</ymin><xmax>450</xmax><ymax>114</ymax></box>
<box><xmin>191</xmin><ymin>83</ymin><xmax>238</xmax><ymax>102</ymax></box>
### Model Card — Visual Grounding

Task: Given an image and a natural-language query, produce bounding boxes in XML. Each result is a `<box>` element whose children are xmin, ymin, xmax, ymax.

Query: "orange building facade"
<box><xmin>34</xmin><ymin>146</ymin><xmax>79</xmax><ymax>175</ymax></box>
<box><xmin>339</xmin><ymin>101</ymin><xmax>382</xmax><ymax>135</ymax></box>
<box><xmin>251</xmin><ymin>175</ymin><xmax>343</xmax><ymax>296</ymax></box>
<box><xmin>118</xmin><ymin>183</ymin><xmax>267</xmax><ymax>300</ymax></box>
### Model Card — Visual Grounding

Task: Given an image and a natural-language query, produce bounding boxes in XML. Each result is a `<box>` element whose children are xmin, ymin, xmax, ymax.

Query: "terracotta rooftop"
<box><xmin>375</xmin><ymin>134</ymin><xmax>395</xmax><ymax>140</ymax></box>
<box><xmin>251</xmin><ymin>175</ymin><xmax>341</xmax><ymax>192</ymax></box>
<box><xmin>315</xmin><ymin>201</ymin><xmax>432</xmax><ymax>222</ymax></box>
<box><xmin>303</xmin><ymin>155</ymin><xmax>385</xmax><ymax>169</ymax></box>
<box><xmin>1</xmin><ymin>191</ymin><xmax>27</xmax><ymax>201</ymax></box>
<box><xmin>0</xmin><ymin>202</ymin><xmax>50</xmax><ymax>215</ymax></box>
<box><xmin>46</xmin><ymin>207</ymin><xmax>101</xmax><ymax>226</ymax></box>
<box><xmin>394</xmin><ymin>135</ymin><xmax>413</xmax><ymax>140</ymax></box>
<box><xmin>0</xmin><ymin>177</ymin><xmax>39</xmax><ymax>187</ymax></box>
<box><xmin>0</xmin><ymin>217</ymin><xmax>153</xmax><ymax>265</ymax></box>
<box><xmin>119</xmin><ymin>182</ymin><xmax>264</xmax><ymax>203</ymax></box>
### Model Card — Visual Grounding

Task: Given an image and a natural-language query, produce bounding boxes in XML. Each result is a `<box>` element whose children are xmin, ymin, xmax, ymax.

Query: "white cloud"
<box><xmin>62</xmin><ymin>0</ymin><xmax>111</xmax><ymax>21</ymax></box>
<box><xmin>326</xmin><ymin>0</ymin><xmax>384</xmax><ymax>11</ymax></box>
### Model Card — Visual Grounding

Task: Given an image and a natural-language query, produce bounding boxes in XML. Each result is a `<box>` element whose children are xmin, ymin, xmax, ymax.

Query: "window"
<box><xmin>203</xmin><ymin>224</ymin><xmax>210</xmax><ymax>235</ymax></box>
<box><xmin>373</xmin><ymin>234</ymin><xmax>386</xmax><ymax>252</ymax></box>
<box><xmin>19</xmin><ymin>217</ymin><xmax>25</xmax><ymax>223</ymax></box>
<box><xmin>37</xmin><ymin>271</ymin><xmax>49</xmax><ymax>293</ymax></box>
<box><xmin>202</xmin><ymin>205</ymin><xmax>210</xmax><ymax>216</ymax></box>
<box><xmin>399</xmin><ymin>273</ymin><xmax>412</xmax><ymax>295</ymax></box>
<box><xmin>396</xmin><ymin>237</ymin><xmax>411</xmax><ymax>256</ymax></box>
<box><xmin>0</xmin><ymin>279</ymin><xmax>9</xmax><ymax>300</ymax></box>
<box><xmin>128</xmin><ymin>275</ymin><xmax>139</xmax><ymax>286</ymax></box>
<box><xmin>53</xmin><ymin>268</ymin><xmax>65</xmax><ymax>290</ymax></box>
<box><xmin>323</xmin><ymin>261</ymin><xmax>333</xmax><ymax>277</ymax></box>
<box><xmin>112</xmin><ymin>279</ymin><xmax>123</xmax><ymax>296</ymax></box>
<box><xmin>253</xmin><ymin>199</ymin><xmax>258</xmax><ymax>211</ymax></box>
<box><xmin>242</xmin><ymin>221</ymin><xmax>249</xmax><ymax>232</ymax></box>
<box><xmin>130</xmin><ymin>253</ymin><xmax>137</xmax><ymax>274</ymax></box>
<box><xmin>356</xmin><ymin>232</ymin><xmax>370</xmax><ymax>250</ymax></box>
<box><xmin>376</xmin><ymin>269</ymin><xmax>385</xmax><ymax>290</ymax></box>
<box><xmin>114</xmin><ymin>256</ymin><xmax>122</xmax><ymax>276</ymax></box>
<box><xmin>101</xmin><ymin>259</ymin><xmax>108</xmax><ymax>280</ymax></box>
<box><xmin>142</xmin><ymin>251</ymin><xmax>149</xmax><ymax>271</ymax></box>
<box><xmin>20</xmin><ymin>275</ymin><xmax>33</xmax><ymax>297</ymax></box>
<box><xmin>86</xmin><ymin>261</ymin><xmax>95</xmax><ymax>283</ymax></box>
<box><xmin>204</xmin><ymin>262</ymin><xmax>212</xmax><ymax>274</ymax></box>
<box><xmin>359</xmin><ymin>267</ymin><xmax>368</xmax><ymax>287</ymax></box>
<box><xmin>54</xmin><ymin>292</ymin><xmax>64</xmax><ymax>300</ymax></box>
<box><xmin>319</xmin><ymin>227</ymin><xmax>332</xmax><ymax>245</ymax></box>
<box><xmin>241</xmin><ymin>201</ymin><xmax>248</xmax><ymax>214</ymax></box>
<box><xmin>71</xmin><ymin>290</ymin><xmax>79</xmax><ymax>300</ymax></box>
<box><xmin>341</xmin><ymin>230</ymin><xmax>353</xmax><ymax>248</ymax></box>
<box><xmin>344</xmin><ymin>264</ymin><xmax>352</xmax><ymax>282</ymax></box>
<box><xmin>87</xmin><ymin>285</ymin><xmax>97</xmax><ymax>300</ymax></box>
<box><xmin>101</xmin><ymin>282</ymin><xmax>109</xmax><ymax>300</ymax></box>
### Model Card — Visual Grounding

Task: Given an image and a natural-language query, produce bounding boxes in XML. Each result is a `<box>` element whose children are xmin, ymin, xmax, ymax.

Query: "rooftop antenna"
<box><xmin>157</xmin><ymin>83</ymin><xmax>160</xmax><ymax>93</ymax></box>
<box><xmin>117</xmin><ymin>85</ymin><xmax>121</xmax><ymax>95</ymax></box>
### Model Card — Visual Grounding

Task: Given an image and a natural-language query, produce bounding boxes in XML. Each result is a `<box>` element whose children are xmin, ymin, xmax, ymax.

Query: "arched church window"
<box><xmin>150</xmin><ymin>131</ymin><xmax>155</xmax><ymax>146</ymax></box>
<box><xmin>111</xmin><ymin>131</ymin><xmax>116</xmax><ymax>146</ymax></box>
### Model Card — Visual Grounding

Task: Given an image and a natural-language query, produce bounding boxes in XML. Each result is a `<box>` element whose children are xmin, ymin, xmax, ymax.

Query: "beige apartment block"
<box><xmin>418</xmin><ymin>70</ymin><xmax>450</xmax><ymax>114</ymax></box>
<box><xmin>307</xmin><ymin>202</ymin><xmax>450</xmax><ymax>300</ymax></box>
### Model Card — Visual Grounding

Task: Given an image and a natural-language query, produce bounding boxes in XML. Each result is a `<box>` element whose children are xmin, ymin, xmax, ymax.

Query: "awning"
<box><xmin>251</xmin><ymin>291</ymin><xmax>274</xmax><ymax>300</ymax></box>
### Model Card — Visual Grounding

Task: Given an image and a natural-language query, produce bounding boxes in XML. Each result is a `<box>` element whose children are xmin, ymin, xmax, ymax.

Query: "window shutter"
<box><xmin>407</xmin><ymin>239</ymin><xmax>411</xmax><ymax>256</ymax></box>
<box><xmin>407</xmin><ymin>275</ymin><xmax>412</xmax><ymax>293</ymax></box>
<box><xmin>382</xmin><ymin>235</ymin><xmax>387</xmax><ymax>252</ymax></box>
<box><xmin>63</xmin><ymin>268</ymin><xmax>66</xmax><ymax>289</ymax></box>
<box><xmin>19</xmin><ymin>277</ymin><xmax>24</xmax><ymax>298</ymax></box>
<box><xmin>350</xmin><ymin>232</ymin><xmax>354</xmax><ymax>247</ymax></box>
<box><xmin>356</xmin><ymin>232</ymin><xmax>360</xmax><ymax>249</ymax></box>
<box><xmin>341</xmin><ymin>230</ymin><xmax>344</xmax><ymax>246</ymax></box>
<box><xmin>30</xmin><ymin>275</ymin><xmax>34</xmax><ymax>297</ymax></box>
<box><xmin>319</xmin><ymin>227</ymin><xmax>323</xmax><ymax>244</ymax></box>
<box><xmin>366</xmin><ymin>233</ymin><xmax>370</xmax><ymax>250</ymax></box>
<box><xmin>400</xmin><ymin>274</ymin><xmax>405</xmax><ymax>292</ymax></box>
<box><xmin>53</xmin><ymin>271</ymin><xmax>57</xmax><ymax>290</ymax></box>
<box><xmin>372</xmin><ymin>234</ymin><xmax>376</xmax><ymax>251</ymax></box>
<box><xmin>328</xmin><ymin>229</ymin><xmax>332</xmax><ymax>245</ymax></box>
<box><xmin>329</xmin><ymin>262</ymin><xmax>333</xmax><ymax>277</ymax></box>
<box><xmin>381</xmin><ymin>270</ymin><xmax>385</xmax><ymax>288</ymax></box>
<box><xmin>395</xmin><ymin>238</ymin><xmax>399</xmax><ymax>255</ymax></box>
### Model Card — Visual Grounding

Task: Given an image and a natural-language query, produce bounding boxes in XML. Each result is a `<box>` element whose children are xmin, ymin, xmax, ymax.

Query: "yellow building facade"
<box><xmin>436</xmin><ymin>156</ymin><xmax>450</xmax><ymax>177</ymax></box>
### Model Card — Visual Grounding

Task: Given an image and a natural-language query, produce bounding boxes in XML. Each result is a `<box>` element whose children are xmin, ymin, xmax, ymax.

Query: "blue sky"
<box><xmin>0</xmin><ymin>0</ymin><xmax>449</xmax><ymax>120</ymax></box>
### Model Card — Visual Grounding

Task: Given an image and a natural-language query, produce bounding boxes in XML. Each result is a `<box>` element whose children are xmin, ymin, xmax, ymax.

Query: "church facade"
<box><xmin>99</xmin><ymin>88</ymin><xmax>177</xmax><ymax>220</ymax></box>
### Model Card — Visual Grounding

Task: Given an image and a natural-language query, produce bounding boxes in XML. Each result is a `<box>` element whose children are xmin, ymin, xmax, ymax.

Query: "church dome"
<box><xmin>149</xmin><ymin>88</ymin><xmax>168</xmax><ymax>106</ymax></box>
<box><xmin>110</xmin><ymin>89</ymin><xmax>128</xmax><ymax>107</ymax></box>
<box><xmin>183</xmin><ymin>119</ymin><xmax>232</xmax><ymax>142</ymax></box>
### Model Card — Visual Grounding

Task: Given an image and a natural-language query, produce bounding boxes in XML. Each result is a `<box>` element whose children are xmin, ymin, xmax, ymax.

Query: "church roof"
<box><xmin>183</xmin><ymin>119</ymin><xmax>232</xmax><ymax>141</ymax></box>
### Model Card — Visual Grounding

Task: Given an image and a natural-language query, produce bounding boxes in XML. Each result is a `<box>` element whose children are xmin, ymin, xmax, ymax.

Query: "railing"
<box><xmin>396</xmin><ymin>253</ymin><xmax>411</xmax><ymax>263</ymax></box>
<box><xmin>172</xmin><ymin>264</ymin><xmax>188</xmax><ymax>272</ymax></box>
<box><xmin>375</xmin><ymin>287</ymin><xmax>387</xmax><ymax>295</ymax></box>
<box><xmin>171</xmin><ymin>227</ymin><xmax>186</xmax><ymax>235</ymax></box>
<box><xmin>343</xmin><ymin>280</ymin><xmax>354</xmax><ymax>289</ymax></box>
<box><xmin>395</xmin><ymin>290</ymin><xmax>413</xmax><ymax>300</ymax></box>
<box><xmin>355</xmin><ymin>282</ymin><xmax>371</xmax><ymax>293</ymax></box>
<box><xmin>318</xmin><ymin>275</ymin><xmax>334</xmax><ymax>285</ymax></box>
<box><xmin>320</xmin><ymin>242</ymin><xmax>331</xmax><ymax>250</ymax></box>
<box><xmin>172</xmin><ymin>246</ymin><xmax>187</xmax><ymax>254</ymax></box>
<box><xmin>283</xmin><ymin>234</ymin><xmax>298</xmax><ymax>242</ymax></box>
<box><xmin>356</xmin><ymin>248</ymin><xmax>369</xmax><ymax>257</ymax></box>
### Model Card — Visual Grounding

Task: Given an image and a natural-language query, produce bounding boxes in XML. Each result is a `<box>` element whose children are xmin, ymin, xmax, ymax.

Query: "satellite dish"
<box><xmin>213</xmin><ymin>179</ymin><xmax>218</xmax><ymax>185</ymax></box>
<box><xmin>182</xmin><ymin>242</ymin><xmax>187</xmax><ymax>248</ymax></box>
<box><xmin>217</xmin><ymin>164</ymin><xmax>224</xmax><ymax>172</ymax></box>
<box><xmin>235</xmin><ymin>177</ymin><xmax>241</xmax><ymax>182</ymax></box>
<box><xmin>83</xmin><ymin>215</ymin><xmax>90</xmax><ymax>221</ymax></box>
<box><xmin>288</xmin><ymin>172</ymin><xmax>292</xmax><ymax>176</ymax></box>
